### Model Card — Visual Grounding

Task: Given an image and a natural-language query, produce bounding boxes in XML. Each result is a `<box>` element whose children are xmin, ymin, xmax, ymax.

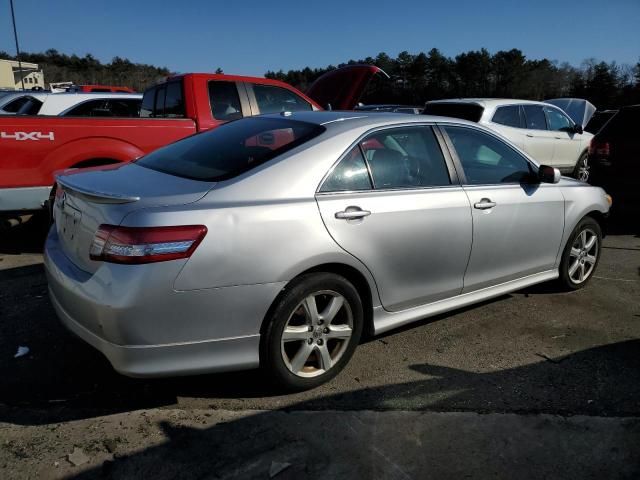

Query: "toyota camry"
<box><xmin>45</xmin><ymin>111</ymin><xmax>611</xmax><ymax>391</ymax></box>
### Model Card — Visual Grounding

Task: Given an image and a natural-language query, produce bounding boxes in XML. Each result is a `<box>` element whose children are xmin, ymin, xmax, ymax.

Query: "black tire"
<box><xmin>261</xmin><ymin>273</ymin><xmax>363</xmax><ymax>392</ymax></box>
<box><xmin>572</xmin><ymin>152</ymin><xmax>590</xmax><ymax>183</ymax></box>
<box><xmin>558</xmin><ymin>216</ymin><xmax>602</xmax><ymax>290</ymax></box>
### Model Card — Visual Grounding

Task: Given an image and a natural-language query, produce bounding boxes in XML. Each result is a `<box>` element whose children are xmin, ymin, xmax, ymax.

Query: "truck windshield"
<box><xmin>136</xmin><ymin>117</ymin><xmax>325</xmax><ymax>181</ymax></box>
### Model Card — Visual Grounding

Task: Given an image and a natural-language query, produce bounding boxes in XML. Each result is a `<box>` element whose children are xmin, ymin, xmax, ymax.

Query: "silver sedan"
<box><xmin>44</xmin><ymin>111</ymin><xmax>611</xmax><ymax>391</ymax></box>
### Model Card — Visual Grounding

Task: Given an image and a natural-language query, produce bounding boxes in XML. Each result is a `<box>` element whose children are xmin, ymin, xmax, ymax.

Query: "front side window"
<box><xmin>360</xmin><ymin>126</ymin><xmax>451</xmax><ymax>189</ymax></box>
<box><xmin>208</xmin><ymin>81</ymin><xmax>243</xmax><ymax>121</ymax></box>
<box><xmin>320</xmin><ymin>146</ymin><xmax>372</xmax><ymax>192</ymax></box>
<box><xmin>544</xmin><ymin>106</ymin><xmax>573</xmax><ymax>131</ymax></box>
<box><xmin>445</xmin><ymin>126</ymin><xmax>534</xmax><ymax>185</ymax></box>
<box><xmin>253</xmin><ymin>84</ymin><xmax>313</xmax><ymax>114</ymax></box>
<box><xmin>137</xmin><ymin>117</ymin><xmax>325</xmax><ymax>181</ymax></box>
<box><xmin>522</xmin><ymin>105</ymin><xmax>547</xmax><ymax>130</ymax></box>
<box><xmin>492</xmin><ymin>105</ymin><xmax>522</xmax><ymax>128</ymax></box>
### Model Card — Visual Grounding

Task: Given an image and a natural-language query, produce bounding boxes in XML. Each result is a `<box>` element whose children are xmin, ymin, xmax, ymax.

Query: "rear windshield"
<box><xmin>423</xmin><ymin>103</ymin><xmax>484</xmax><ymax>122</ymax></box>
<box><xmin>136</xmin><ymin>117</ymin><xmax>325</xmax><ymax>181</ymax></box>
<box><xmin>599</xmin><ymin>107</ymin><xmax>639</xmax><ymax>138</ymax></box>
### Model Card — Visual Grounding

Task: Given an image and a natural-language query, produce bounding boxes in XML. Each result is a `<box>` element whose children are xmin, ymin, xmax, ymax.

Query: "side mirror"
<box><xmin>538</xmin><ymin>164</ymin><xmax>561</xmax><ymax>184</ymax></box>
<box><xmin>573</xmin><ymin>124</ymin><xmax>583</xmax><ymax>134</ymax></box>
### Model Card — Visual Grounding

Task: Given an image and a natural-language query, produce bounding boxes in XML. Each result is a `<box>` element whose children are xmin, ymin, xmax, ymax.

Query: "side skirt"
<box><xmin>372</xmin><ymin>270</ymin><xmax>559</xmax><ymax>335</ymax></box>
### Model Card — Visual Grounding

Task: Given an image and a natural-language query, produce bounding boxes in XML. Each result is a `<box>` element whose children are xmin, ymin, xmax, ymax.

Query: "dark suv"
<box><xmin>589</xmin><ymin>105</ymin><xmax>640</xmax><ymax>208</ymax></box>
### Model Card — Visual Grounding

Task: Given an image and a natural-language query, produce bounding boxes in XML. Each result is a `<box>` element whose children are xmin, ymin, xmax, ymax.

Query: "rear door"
<box><xmin>521</xmin><ymin>105</ymin><xmax>556</xmax><ymax>165</ymax></box>
<box><xmin>543</xmin><ymin>105</ymin><xmax>581</xmax><ymax>171</ymax></box>
<box><xmin>316</xmin><ymin>125</ymin><xmax>472</xmax><ymax>311</ymax></box>
<box><xmin>489</xmin><ymin>104</ymin><xmax>527</xmax><ymax>150</ymax></box>
<box><xmin>441</xmin><ymin>124</ymin><xmax>565</xmax><ymax>292</ymax></box>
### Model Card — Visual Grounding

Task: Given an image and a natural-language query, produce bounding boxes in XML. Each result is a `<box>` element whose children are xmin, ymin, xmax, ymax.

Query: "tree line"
<box><xmin>266</xmin><ymin>48</ymin><xmax>640</xmax><ymax>110</ymax></box>
<box><xmin>2</xmin><ymin>48</ymin><xmax>638</xmax><ymax>109</ymax></box>
<box><xmin>0</xmin><ymin>49</ymin><xmax>170</xmax><ymax>92</ymax></box>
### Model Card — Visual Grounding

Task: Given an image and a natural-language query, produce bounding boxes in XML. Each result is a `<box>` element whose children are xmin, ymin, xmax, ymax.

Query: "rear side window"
<box><xmin>208</xmin><ymin>81</ymin><xmax>243</xmax><ymax>121</ymax></box>
<box><xmin>140</xmin><ymin>80</ymin><xmax>184</xmax><ymax>118</ymax></box>
<box><xmin>522</xmin><ymin>105</ymin><xmax>547</xmax><ymax>130</ymax></box>
<box><xmin>492</xmin><ymin>106</ymin><xmax>522</xmax><ymax>128</ymax></box>
<box><xmin>2</xmin><ymin>96</ymin><xmax>30</xmax><ymax>112</ymax></box>
<box><xmin>423</xmin><ymin>103</ymin><xmax>484</xmax><ymax>122</ymax></box>
<box><xmin>253</xmin><ymin>84</ymin><xmax>313</xmax><ymax>114</ymax></box>
<box><xmin>64</xmin><ymin>99</ymin><xmax>106</xmax><ymax>116</ymax></box>
<box><xmin>136</xmin><ymin>117</ymin><xmax>325</xmax><ymax>181</ymax></box>
<box><xmin>320</xmin><ymin>146</ymin><xmax>372</xmax><ymax>192</ymax></box>
<box><xmin>361</xmin><ymin>126</ymin><xmax>451</xmax><ymax>189</ymax></box>
<box><xmin>16</xmin><ymin>97</ymin><xmax>43</xmax><ymax>115</ymax></box>
<box><xmin>64</xmin><ymin>99</ymin><xmax>141</xmax><ymax>117</ymax></box>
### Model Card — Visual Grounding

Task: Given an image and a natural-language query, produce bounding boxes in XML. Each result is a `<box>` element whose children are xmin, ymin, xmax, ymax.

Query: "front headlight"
<box><xmin>604</xmin><ymin>193</ymin><xmax>613</xmax><ymax>207</ymax></box>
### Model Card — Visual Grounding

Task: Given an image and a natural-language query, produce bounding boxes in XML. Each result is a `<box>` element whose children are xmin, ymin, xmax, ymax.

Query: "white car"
<box><xmin>424</xmin><ymin>99</ymin><xmax>593</xmax><ymax>181</ymax></box>
<box><xmin>0</xmin><ymin>92</ymin><xmax>142</xmax><ymax>117</ymax></box>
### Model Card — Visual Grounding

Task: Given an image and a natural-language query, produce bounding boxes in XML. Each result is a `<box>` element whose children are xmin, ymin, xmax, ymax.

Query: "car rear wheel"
<box><xmin>558</xmin><ymin>217</ymin><xmax>602</xmax><ymax>290</ymax></box>
<box><xmin>261</xmin><ymin>273</ymin><xmax>363</xmax><ymax>391</ymax></box>
<box><xmin>573</xmin><ymin>152</ymin><xmax>590</xmax><ymax>182</ymax></box>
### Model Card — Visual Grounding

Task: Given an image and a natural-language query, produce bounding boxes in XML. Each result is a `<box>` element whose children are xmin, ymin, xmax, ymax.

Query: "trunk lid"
<box><xmin>305</xmin><ymin>65</ymin><xmax>387</xmax><ymax>111</ymax></box>
<box><xmin>54</xmin><ymin>163</ymin><xmax>213</xmax><ymax>273</ymax></box>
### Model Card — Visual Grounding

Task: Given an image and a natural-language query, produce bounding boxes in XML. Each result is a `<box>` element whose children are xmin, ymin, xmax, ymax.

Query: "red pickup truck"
<box><xmin>0</xmin><ymin>65</ymin><xmax>381</xmax><ymax>213</ymax></box>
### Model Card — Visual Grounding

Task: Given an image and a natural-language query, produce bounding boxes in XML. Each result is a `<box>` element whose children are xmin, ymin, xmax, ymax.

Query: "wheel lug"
<box><xmin>323</xmin><ymin>327</ymin><xmax>329</xmax><ymax>334</ymax></box>
<box><xmin>317</xmin><ymin>339</ymin><xmax>324</xmax><ymax>346</ymax></box>
<box><xmin>307</xmin><ymin>338</ymin><xmax>313</xmax><ymax>344</ymax></box>
<box><xmin>317</xmin><ymin>319</ymin><xmax>324</xmax><ymax>326</ymax></box>
<box><xmin>308</xmin><ymin>326</ymin><xmax>314</xmax><ymax>332</ymax></box>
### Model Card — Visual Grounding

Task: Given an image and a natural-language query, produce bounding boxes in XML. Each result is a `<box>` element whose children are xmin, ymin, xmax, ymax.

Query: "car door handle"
<box><xmin>526</xmin><ymin>133</ymin><xmax>534</xmax><ymax>138</ymax></box>
<box><xmin>474</xmin><ymin>198</ymin><xmax>496</xmax><ymax>210</ymax></box>
<box><xmin>335</xmin><ymin>207</ymin><xmax>371</xmax><ymax>220</ymax></box>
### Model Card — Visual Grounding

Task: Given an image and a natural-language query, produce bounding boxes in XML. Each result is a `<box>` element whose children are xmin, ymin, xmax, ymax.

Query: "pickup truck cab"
<box><xmin>0</xmin><ymin>66</ymin><xmax>381</xmax><ymax>213</ymax></box>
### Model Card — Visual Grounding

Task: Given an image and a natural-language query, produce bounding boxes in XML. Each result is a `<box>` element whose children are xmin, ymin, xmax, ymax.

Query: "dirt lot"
<box><xmin>0</xmin><ymin>213</ymin><xmax>639</xmax><ymax>479</ymax></box>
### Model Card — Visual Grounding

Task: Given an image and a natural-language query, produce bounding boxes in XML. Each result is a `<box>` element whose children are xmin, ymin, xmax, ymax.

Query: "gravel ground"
<box><xmin>0</xmin><ymin>213</ymin><xmax>638</xmax><ymax>478</ymax></box>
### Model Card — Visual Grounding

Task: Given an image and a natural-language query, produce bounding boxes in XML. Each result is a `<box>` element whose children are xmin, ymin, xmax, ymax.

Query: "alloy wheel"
<box><xmin>280</xmin><ymin>290</ymin><xmax>353</xmax><ymax>378</ymax></box>
<box><xmin>568</xmin><ymin>228</ymin><xmax>598</xmax><ymax>284</ymax></box>
<box><xmin>577</xmin><ymin>156</ymin><xmax>590</xmax><ymax>182</ymax></box>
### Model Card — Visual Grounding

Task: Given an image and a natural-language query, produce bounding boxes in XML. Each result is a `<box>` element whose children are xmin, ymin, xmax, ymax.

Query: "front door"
<box><xmin>543</xmin><ymin>105</ymin><xmax>582</xmax><ymax>171</ymax></box>
<box><xmin>316</xmin><ymin>125</ymin><xmax>472</xmax><ymax>311</ymax></box>
<box><xmin>441</xmin><ymin>125</ymin><xmax>565</xmax><ymax>292</ymax></box>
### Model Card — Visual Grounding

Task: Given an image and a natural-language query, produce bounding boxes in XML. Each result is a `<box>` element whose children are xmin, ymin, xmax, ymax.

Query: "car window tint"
<box><xmin>208</xmin><ymin>81</ymin><xmax>243</xmax><ymax>121</ymax></box>
<box><xmin>544</xmin><ymin>107</ymin><xmax>572</xmax><ymax>131</ymax></box>
<box><xmin>320</xmin><ymin>146</ymin><xmax>372</xmax><ymax>192</ymax></box>
<box><xmin>253</xmin><ymin>84</ymin><xmax>313</xmax><ymax>114</ymax></box>
<box><xmin>522</xmin><ymin>105</ymin><xmax>547</xmax><ymax>130</ymax></box>
<box><xmin>445</xmin><ymin>126</ymin><xmax>533</xmax><ymax>185</ymax></box>
<box><xmin>164</xmin><ymin>81</ymin><xmax>185</xmax><ymax>118</ymax></box>
<box><xmin>492</xmin><ymin>106</ymin><xmax>521</xmax><ymax>128</ymax></box>
<box><xmin>140</xmin><ymin>86</ymin><xmax>156</xmax><ymax>117</ymax></box>
<box><xmin>137</xmin><ymin>117</ymin><xmax>324</xmax><ymax>181</ymax></box>
<box><xmin>108</xmin><ymin>99</ymin><xmax>141</xmax><ymax>117</ymax></box>
<box><xmin>16</xmin><ymin>98</ymin><xmax>43</xmax><ymax>115</ymax></box>
<box><xmin>2</xmin><ymin>96</ymin><xmax>30</xmax><ymax>112</ymax></box>
<box><xmin>64</xmin><ymin>100</ymin><xmax>105</xmax><ymax>116</ymax></box>
<box><xmin>360</xmin><ymin>126</ymin><xmax>450</xmax><ymax>189</ymax></box>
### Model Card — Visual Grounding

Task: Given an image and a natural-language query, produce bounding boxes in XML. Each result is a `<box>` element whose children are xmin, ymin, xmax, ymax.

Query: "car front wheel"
<box><xmin>559</xmin><ymin>217</ymin><xmax>602</xmax><ymax>290</ymax></box>
<box><xmin>261</xmin><ymin>273</ymin><xmax>363</xmax><ymax>391</ymax></box>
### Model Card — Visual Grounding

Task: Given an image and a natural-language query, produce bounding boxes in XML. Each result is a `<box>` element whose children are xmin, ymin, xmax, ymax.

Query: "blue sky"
<box><xmin>1</xmin><ymin>0</ymin><xmax>639</xmax><ymax>75</ymax></box>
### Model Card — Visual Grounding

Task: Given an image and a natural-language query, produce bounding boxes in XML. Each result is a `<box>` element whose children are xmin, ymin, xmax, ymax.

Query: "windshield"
<box><xmin>136</xmin><ymin>117</ymin><xmax>325</xmax><ymax>181</ymax></box>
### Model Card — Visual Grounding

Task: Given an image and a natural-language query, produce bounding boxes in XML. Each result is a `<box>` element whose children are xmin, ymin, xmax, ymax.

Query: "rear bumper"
<box><xmin>44</xmin><ymin>227</ymin><xmax>286</xmax><ymax>378</ymax></box>
<box><xmin>0</xmin><ymin>186</ymin><xmax>51</xmax><ymax>212</ymax></box>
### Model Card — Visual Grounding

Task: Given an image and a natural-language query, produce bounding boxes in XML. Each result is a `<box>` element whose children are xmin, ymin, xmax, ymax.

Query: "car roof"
<box><xmin>260</xmin><ymin>110</ymin><xmax>478</xmax><ymax>132</ymax></box>
<box><xmin>427</xmin><ymin>98</ymin><xmax>546</xmax><ymax>108</ymax></box>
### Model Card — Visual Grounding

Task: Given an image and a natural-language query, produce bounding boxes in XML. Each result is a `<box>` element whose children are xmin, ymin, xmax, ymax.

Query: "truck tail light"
<box><xmin>588</xmin><ymin>139</ymin><xmax>610</xmax><ymax>157</ymax></box>
<box><xmin>90</xmin><ymin>225</ymin><xmax>207</xmax><ymax>264</ymax></box>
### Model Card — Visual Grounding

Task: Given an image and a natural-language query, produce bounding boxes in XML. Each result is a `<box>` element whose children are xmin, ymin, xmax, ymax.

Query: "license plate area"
<box><xmin>60</xmin><ymin>203</ymin><xmax>82</xmax><ymax>243</ymax></box>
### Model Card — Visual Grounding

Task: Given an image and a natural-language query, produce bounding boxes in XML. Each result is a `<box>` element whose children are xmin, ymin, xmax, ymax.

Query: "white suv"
<box><xmin>424</xmin><ymin>99</ymin><xmax>592</xmax><ymax>181</ymax></box>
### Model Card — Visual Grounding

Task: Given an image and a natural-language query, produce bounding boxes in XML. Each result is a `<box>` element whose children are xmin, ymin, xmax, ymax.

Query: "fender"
<box><xmin>41</xmin><ymin>136</ymin><xmax>145</xmax><ymax>184</ymax></box>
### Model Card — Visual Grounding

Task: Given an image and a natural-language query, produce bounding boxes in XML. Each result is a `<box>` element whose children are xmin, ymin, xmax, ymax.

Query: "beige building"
<box><xmin>0</xmin><ymin>58</ymin><xmax>45</xmax><ymax>90</ymax></box>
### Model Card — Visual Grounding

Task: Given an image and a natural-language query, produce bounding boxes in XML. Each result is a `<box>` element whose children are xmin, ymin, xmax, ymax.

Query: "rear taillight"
<box><xmin>588</xmin><ymin>139</ymin><xmax>610</xmax><ymax>156</ymax></box>
<box><xmin>90</xmin><ymin>225</ymin><xmax>207</xmax><ymax>264</ymax></box>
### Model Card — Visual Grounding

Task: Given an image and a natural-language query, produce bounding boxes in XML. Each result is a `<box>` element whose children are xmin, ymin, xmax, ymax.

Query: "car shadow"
<box><xmin>59</xmin><ymin>340</ymin><xmax>640</xmax><ymax>479</ymax></box>
<box><xmin>0</xmin><ymin>213</ymin><xmax>50</xmax><ymax>254</ymax></box>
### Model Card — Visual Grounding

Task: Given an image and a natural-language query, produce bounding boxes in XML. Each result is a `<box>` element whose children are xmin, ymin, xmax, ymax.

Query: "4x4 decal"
<box><xmin>1</xmin><ymin>131</ymin><xmax>55</xmax><ymax>141</ymax></box>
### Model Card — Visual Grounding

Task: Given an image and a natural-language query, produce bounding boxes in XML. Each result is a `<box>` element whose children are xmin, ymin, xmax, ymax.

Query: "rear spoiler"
<box><xmin>56</xmin><ymin>175</ymin><xmax>140</xmax><ymax>204</ymax></box>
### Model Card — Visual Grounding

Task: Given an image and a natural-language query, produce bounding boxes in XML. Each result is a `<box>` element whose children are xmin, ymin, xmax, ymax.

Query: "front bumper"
<box><xmin>0</xmin><ymin>186</ymin><xmax>52</xmax><ymax>212</ymax></box>
<box><xmin>44</xmin><ymin>227</ymin><xmax>286</xmax><ymax>378</ymax></box>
